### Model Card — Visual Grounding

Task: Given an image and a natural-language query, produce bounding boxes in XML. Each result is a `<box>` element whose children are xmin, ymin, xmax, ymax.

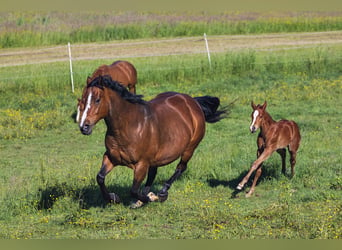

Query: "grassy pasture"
<box><xmin>0</xmin><ymin>13</ymin><xmax>342</xmax><ymax>239</ymax></box>
<box><xmin>1</xmin><ymin>11</ymin><xmax>342</xmax><ymax>48</ymax></box>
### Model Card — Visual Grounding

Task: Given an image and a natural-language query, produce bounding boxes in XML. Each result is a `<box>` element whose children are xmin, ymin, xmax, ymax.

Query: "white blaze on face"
<box><xmin>80</xmin><ymin>91</ymin><xmax>92</xmax><ymax>128</ymax></box>
<box><xmin>250</xmin><ymin>110</ymin><xmax>259</xmax><ymax>132</ymax></box>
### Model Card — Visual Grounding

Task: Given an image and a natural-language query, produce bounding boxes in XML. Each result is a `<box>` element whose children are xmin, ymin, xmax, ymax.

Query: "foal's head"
<box><xmin>76</xmin><ymin>78</ymin><xmax>109</xmax><ymax>135</ymax></box>
<box><xmin>250</xmin><ymin>101</ymin><xmax>267</xmax><ymax>133</ymax></box>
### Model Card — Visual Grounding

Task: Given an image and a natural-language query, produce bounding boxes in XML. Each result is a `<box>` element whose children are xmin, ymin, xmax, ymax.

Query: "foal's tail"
<box><xmin>194</xmin><ymin>96</ymin><xmax>229</xmax><ymax>123</ymax></box>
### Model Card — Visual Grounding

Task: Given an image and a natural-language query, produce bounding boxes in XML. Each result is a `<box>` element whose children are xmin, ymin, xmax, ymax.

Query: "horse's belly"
<box><xmin>150</xmin><ymin>140</ymin><xmax>189</xmax><ymax>167</ymax></box>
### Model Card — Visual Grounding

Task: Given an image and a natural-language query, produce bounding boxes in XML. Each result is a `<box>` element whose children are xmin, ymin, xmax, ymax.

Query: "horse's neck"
<box><xmin>105</xmin><ymin>93</ymin><xmax>145</xmax><ymax>133</ymax></box>
<box><xmin>260</xmin><ymin>112</ymin><xmax>276</xmax><ymax>132</ymax></box>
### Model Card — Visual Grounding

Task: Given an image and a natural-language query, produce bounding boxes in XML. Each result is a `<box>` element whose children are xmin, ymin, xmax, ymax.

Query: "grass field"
<box><xmin>1</xmin><ymin>11</ymin><xmax>342</xmax><ymax>48</ymax></box>
<box><xmin>0</xmin><ymin>11</ymin><xmax>341</xmax><ymax>239</ymax></box>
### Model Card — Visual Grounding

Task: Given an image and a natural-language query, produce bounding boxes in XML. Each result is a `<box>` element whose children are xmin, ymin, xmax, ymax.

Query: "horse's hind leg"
<box><xmin>277</xmin><ymin>148</ymin><xmax>286</xmax><ymax>175</ymax></box>
<box><xmin>288</xmin><ymin>148</ymin><xmax>298</xmax><ymax>178</ymax></box>
<box><xmin>158</xmin><ymin>151</ymin><xmax>192</xmax><ymax>202</ymax></box>
<box><xmin>288</xmin><ymin>137</ymin><xmax>300</xmax><ymax>178</ymax></box>
<box><xmin>158</xmin><ymin>161</ymin><xmax>187</xmax><ymax>202</ymax></box>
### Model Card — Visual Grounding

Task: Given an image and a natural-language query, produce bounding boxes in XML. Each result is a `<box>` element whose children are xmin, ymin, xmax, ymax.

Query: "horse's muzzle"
<box><xmin>250</xmin><ymin>126</ymin><xmax>257</xmax><ymax>133</ymax></box>
<box><xmin>80</xmin><ymin>124</ymin><xmax>93</xmax><ymax>135</ymax></box>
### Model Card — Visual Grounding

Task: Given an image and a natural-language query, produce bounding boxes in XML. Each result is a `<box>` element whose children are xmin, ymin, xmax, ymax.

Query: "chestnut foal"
<box><xmin>237</xmin><ymin>101</ymin><xmax>301</xmax><ymax>197</ymax></box>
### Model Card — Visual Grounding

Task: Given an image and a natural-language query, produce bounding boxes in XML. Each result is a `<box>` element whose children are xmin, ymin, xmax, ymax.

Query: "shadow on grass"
<box><xmin>207</xmin><ymin>162</ymin><xmax>282</xmax><ymax>198</ymax></box>
<box><xmin>37</xmin><ymin>182</ymin><xmax>134</xmax><ymax>210</ymax></box>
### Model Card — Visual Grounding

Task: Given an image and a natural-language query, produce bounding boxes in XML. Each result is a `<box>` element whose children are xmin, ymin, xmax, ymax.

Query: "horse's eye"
<box><xmin>95</xmin><ymin>98</ymin><xmax>101</xmax><ymax>104</ymax></box>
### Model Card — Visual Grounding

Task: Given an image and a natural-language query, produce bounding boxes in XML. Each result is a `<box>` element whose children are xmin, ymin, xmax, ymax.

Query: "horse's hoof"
<box><xmin>158</xmin><ymin>192</ymin><xmax>168</xmax><ymax>202</ymax></box>
<box><xmin>130</xmin><ymin>200</ymin><xmax>145</xmax><ymax>209</ymax></box>
<box><xmin>245</xmin><ymin>193</ymin><xmax>252</xmax><ymax>198</ymax></box>
<box><xmin>147</xmin><ymin>192</ymin><xmax>159</xmax><ymax>202</ymax></box>
<box><xmin>236</xmin><ymin>183</ymin><xmax>244</xmax><ymax>190</ymax></box>
<box><xmin>108</xmin><ymin>193</ymin><xmax>121</xmax><ymax>204</ymax></box>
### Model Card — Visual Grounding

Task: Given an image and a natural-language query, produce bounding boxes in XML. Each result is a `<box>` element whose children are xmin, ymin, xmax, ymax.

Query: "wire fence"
<box><xmin>1</xmin><ymin>32</ymin><xmax>342</xmax><ymax>85</ymax></box>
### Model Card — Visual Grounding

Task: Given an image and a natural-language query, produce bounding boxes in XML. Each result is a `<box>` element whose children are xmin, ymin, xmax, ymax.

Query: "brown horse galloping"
<box><xmin>237</xmin><ymin>101</ymin><xmax>301</xmax><ymax>197</ymax></box>
<box><xmin>77</xmin><ymin>75</ymin><xmax>227</xmax><ymax>207</ymax></box>
<box><xmin>87</xmin><ymin>60</ymin><xmax>137</xmax><ymax>94</ymax></box>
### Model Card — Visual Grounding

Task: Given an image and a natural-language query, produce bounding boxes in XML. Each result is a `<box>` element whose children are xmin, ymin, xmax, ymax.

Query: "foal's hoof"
<box><xmin>158</xmin><ymin>192</ymin><xmax>168</xmax><ymax>202</ymax></box>
<box><xmin>236</xmin><ymin>183</ymin><xmax>244</xmax><ymax>190</ymax></box>
<box><xmin>108</xmin><ymin>193</ymin><xmax>121</xmax><ymax>204</ymax></box>
<box><xmin>245</xmin><ymin>193</ymin><xmax>253</xmax><ymax>198</ymax></box>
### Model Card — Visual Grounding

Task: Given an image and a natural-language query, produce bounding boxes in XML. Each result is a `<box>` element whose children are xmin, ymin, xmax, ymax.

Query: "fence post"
<box><xmin>204</xmin><ymin>33</ymin><xmax>211</xmax><ymax>68</ymax></box>
<box><xmin>68</xmin><ymin>42</ymin><xmax>74</xmax><ymax>93</ymax></box>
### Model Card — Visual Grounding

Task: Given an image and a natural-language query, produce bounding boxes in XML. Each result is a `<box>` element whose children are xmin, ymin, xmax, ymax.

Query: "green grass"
<box><xmin>1</xmin><ymin>11</ymin><xmax>342</xmax><ymax>48</ymax></box>
<box><xmin>0</xmin><ymin>35</ymin><xmax>342</xmax><ymax>238</ymax></box>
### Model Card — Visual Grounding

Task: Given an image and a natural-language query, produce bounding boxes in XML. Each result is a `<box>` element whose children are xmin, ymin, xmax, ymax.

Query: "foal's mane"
<box><xmin>88</xmin><ymin>75</ymin><xmax>146</xmax><ymax>104</ymax></box>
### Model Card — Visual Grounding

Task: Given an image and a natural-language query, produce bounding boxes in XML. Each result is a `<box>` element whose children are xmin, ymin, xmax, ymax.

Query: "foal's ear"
<box><xmin>251</xmin><ymin>101</ymin><xmax>257</xmax><ymax>109</ymax></box>
<box><xmin>262</xmin><ymin>101</ymin><xmax>267</xmax><ymax>110</ymax></box>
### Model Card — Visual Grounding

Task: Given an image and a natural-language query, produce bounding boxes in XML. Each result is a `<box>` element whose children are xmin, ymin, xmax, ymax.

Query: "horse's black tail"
<box><xmin>194</xmin><ymin>96</ymin><xmax>230</xmax><ymax>123</ymax></box>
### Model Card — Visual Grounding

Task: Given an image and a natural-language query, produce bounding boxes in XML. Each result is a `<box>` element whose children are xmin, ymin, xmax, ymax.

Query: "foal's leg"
<box><xmin>246</xmin><ymin>166</ymin><xmax>262</xmax><ymax>197</ymax></box>
<box><xmin>288</xmin><ymin>149</ymin><xmax>297</xmax><ymax>178</ymax></box>
<box><xmin>237</xmin><ymin>147</ymin><xmax>274</xmax><ymax>196</ymax></box>
<box><xmin>97</xmin><ymin>153</ymin><xmax>119</xmax><ymax>203</ymax></box>
<box><xmin>277</xmin><ymin>148</ymin><xmax>286</xmax><ymax>175</ymax></box>
<box><xmin>245</xmin><ymin>144</ymin><xmax>266</xmax><ymax>197</ymax></box>
<box><xmin>288</xmin><ymin>138</ymin><xmax>300</xmax><ymax>178</ymax></box>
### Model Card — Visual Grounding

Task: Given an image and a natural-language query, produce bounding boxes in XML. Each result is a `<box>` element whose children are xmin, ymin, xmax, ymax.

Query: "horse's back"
<box><xmin>149</xmin><ymin>92</ymin><xmax>206</xmax><ymax>136</ymax></box>
<box><xmin>268</xmin><ymin>119</ymin><xmax>300</xmax><ymax>149</ymax></box>
<box><xmin>151</xmin><ymin>92</ymin><xmax>203</xmax><ymax>117</ymax></box>
<box><xmin>89</xmin><ymin>61</ymin><xmax>137</xmax><ymax>86</ymax></box>
<box><xmin>109</xmin><ymin>60</ymin><xmax>137</xmax><ymax>85</ymax></box>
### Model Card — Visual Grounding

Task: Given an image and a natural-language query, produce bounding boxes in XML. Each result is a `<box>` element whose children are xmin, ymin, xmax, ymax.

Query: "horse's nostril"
<box><xmin>80</xmin><ymin>124</ymin><xmax>92</xmax><ymax>135</ymax></box>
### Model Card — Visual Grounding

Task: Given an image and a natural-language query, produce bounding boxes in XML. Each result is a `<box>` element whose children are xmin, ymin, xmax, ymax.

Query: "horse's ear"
<box><xmin>251</xmin><ymin>101</ymin><xmax>257</xmax><ymax>109</ymax></box>
<box><xmin>262</xmin><ymin>101</ymin><xmax>267</xmax><ymax>110</ymax></box>
<box><xmin>86</xmin><ymin>76</ymin><xmax>91</xmax><ymax>84</ymax></box>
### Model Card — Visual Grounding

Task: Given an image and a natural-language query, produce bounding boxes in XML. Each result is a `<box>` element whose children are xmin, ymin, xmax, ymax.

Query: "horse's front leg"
<box><xmin>130</xmin><ymin>162</ymin><xmax>151</xmax><ymax>208</ymax></box>
<box><xmin>97</xmin><ymin>153</ymin><xmax>120</xmax><ymax>203</ymax></box>
<box><xmin>142</xmin><ymin>167</ymin><xmax>159</xmax><ymax>202</ymax></box>
<box><xmin>237</xmin><ymin>147</ymin><xmax>274</xmax><ymax>196</ymax></box>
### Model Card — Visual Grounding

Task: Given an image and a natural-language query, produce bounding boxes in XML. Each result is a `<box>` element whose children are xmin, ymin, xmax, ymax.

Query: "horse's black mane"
<box><xmin>88</xmin><ymin>75</ymin><xmax>146</xmax><ymax>104</ymax></box>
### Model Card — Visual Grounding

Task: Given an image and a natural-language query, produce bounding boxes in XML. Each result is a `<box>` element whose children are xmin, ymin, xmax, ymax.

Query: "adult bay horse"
<box><xmin>237</xmin><ymin>101</ymin><xmax>301</xmax><ymax>197</ymax></box>
<box><xmin>77</xmin><ymin>75</ymin><xmax>227</xmax><ymax>207</ymax></box>
<box><xmin>87</xmin><ymin>60</ymin><xmax>137</xmax><ymax>94</ymax></box>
